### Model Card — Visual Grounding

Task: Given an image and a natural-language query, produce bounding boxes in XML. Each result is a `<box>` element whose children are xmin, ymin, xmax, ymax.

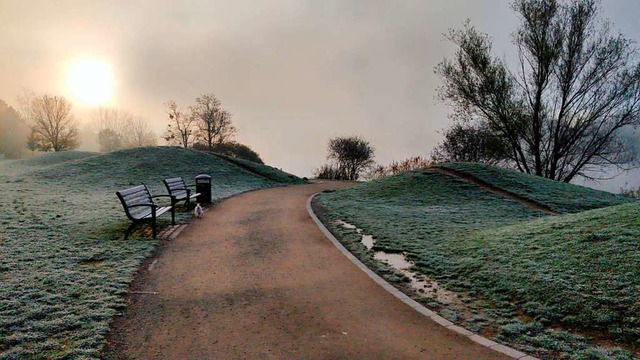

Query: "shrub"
<box><xmin>314</xmin><ymin>163</ymin><xmax>348</xmax><ymax>180</ymax></box>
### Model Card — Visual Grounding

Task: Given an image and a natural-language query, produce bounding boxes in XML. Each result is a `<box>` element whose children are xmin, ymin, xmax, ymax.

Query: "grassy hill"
<box><xmin>435</xmin><ymin>162</ymin><xmax>633</xmax><ymax>213</ymax></box>
<box><xmin>0</xmin><ymin>147</ymin><xmax>297</xmax><ymax>359</ymax></box>
<box><xmin>213</xmin><ymin>152</ymin><xmax>307</xmax><ymax>184</ymax></box>
<box><xmin>315</xmin><ymin>165</ymin><xmax>639</xmax><ymax>359</ymax></box>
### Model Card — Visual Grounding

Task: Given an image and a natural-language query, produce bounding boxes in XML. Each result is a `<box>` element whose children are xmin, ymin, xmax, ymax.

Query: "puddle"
<box><xmin>361</xmin><ymin>235</ymin><xmax>374</xmax><ymax>250</ymax></box>
<box><xmin>398</xmin><ymin>268</ymin><xmax>459</xmax><ymax>304</ymax></box>
<box><xmin>335</xmin><ymin>219</ymin><xmax>357</xmax><ymax>230</ymax></box>
<box><xmin>335</xmin><ymin>219</ymin><xmax>461</xmax><ymax>305</ymax></box>
<box><xmin>374</xmin><ymin>252</ymin><xmax>411</xmax><ymax>269</ymax></box>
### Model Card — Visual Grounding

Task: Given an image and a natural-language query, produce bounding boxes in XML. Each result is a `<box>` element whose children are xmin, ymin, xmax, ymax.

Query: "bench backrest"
<box><xmin>116</xmin><ymin>185</ymin><xmax>154</xmax><ymax>221</ymax></box>
<box><xmin>163</xmin><ymin>177</ymin><xmax>188</xmax><ymax>199</ymax></box>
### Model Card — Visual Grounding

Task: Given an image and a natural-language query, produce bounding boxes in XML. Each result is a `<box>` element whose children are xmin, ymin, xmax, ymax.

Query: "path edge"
<box><xmin>306</xmin><ymin>193</ymin><xmax>538</xmax><ymax>360</ymax></box>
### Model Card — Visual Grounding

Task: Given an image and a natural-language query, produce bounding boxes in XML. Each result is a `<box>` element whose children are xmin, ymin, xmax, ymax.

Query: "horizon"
<box><xmin>1</xmin><ymin>0</ymin><xmax>640</xmax><ymax>190</ymax></box>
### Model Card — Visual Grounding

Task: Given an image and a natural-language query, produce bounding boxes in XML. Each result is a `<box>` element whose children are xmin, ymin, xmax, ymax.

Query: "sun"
<box><xmin>66</xmin><ymin>59</ymin><xmax>113</xmax><ymax>106</ymax></box>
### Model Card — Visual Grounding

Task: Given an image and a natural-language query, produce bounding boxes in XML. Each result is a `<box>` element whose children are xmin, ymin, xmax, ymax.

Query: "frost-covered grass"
<box><xmin>435</xmin><ymin>162</ymin><xmax>633</xmax><ymax>213</ymax></box>
<box><xmin>317</xmin><ymin>171</ymin><xmax>544</xmax><ymax>254</ymax></box>
<box><xmin>214</xmin><ymin>153</ymin><xmax>307</xmax><ymax>184</ymax></box>
<box><xmin>13</xmin><ymin>151</ymin><xmax>99</xmax><ymax>167</ymax></box>
<box><xmin>0</xmin><ymin>147</ymin><xmax>280</xmax><ymax>359</ymax></box>
<box><xmin>418</xmin><ymin>203</ymin><xmax>640</xmax><ymax>357</ymax></box>
<box><xmin>316</xmin><ymin>169</ymin><xmax>639</xmax><ymax>359</ymax></box>
<box><xmin>1</xmin><ymin>151</ymin><xmax>99</xmax><ymax>177</ymax></box>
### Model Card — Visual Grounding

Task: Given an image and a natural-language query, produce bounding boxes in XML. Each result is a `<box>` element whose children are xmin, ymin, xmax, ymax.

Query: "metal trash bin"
<box><xmin>195</xmin><ymin>174</ymin><xmax>212</xmax><ymax>204</ymax></box>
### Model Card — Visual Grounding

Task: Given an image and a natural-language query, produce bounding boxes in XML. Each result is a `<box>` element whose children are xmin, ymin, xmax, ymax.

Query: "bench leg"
<box><xmin>152</xmin><ymin>217</ymin><xmax>157</xmax><ymax>239</ymax></box>
<box><xmin>124</xmin><ymin>221</ymin><xmax>139</xmax><ymax>240</ymax></box>
<box><xmin>186</xmin><ymin>189</ymin><xmax>192</xmax><ymax>211</ymax></box>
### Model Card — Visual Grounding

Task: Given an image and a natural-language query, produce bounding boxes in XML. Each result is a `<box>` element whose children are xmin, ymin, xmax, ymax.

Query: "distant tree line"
<box><xmin>0</xmin><ymin>90</ymin><xmax>160</xmax><ymax>158</ymax></box>
<box><xmin>433</xmin><ymin>0</ymin><xmax>640</xmax><ymax>182</ymax></box>
<box><xmin>164</xmin><ymin>93</ymin><xmax>263</xmax><ymax>164</ymax></box>
<box><xmin>92</xmin><ymin>107</ymin><xmax>157</xmax><ymax>152</ymax></box>
<box><xmin>0</xmin><ymin>100</ymin><xmax>28</xmax><ymax>158</ymax></box>
<box><xmin>0</xmin><ymin>90</ymin><xmax>263</xmax><ymax>163</ymax></box>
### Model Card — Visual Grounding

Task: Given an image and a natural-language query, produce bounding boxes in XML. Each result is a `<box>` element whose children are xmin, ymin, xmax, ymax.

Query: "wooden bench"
<box><xmin>116</xmin><ymin>185</ymin><xmax>175</xmax><ymax>239</ymax></box>
<box><xmin>163</xmin><ymin>177</ymin><xmax>200</xmax><ymax>211</ymax></box>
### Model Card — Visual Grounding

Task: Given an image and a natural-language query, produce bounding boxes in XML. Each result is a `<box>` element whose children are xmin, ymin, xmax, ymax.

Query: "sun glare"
<box><xmin>66</xmin><ymin>59</ymin><xmax>113</xmax><ymax>106</ymax></box>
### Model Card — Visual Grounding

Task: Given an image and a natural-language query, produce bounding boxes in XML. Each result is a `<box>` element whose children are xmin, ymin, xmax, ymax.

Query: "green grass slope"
<box><xmin>435</xmin><ymin>162</ymin><xmax>634</xmax><ymax>213</ymax></box>
<box><xmin>0</xmin><ymin>151</ymin><xmax>99</xmax><ymax>177</ymax></box>
<box><xmin>0</xmin><ymin>147</ymin><xmax>281</xmax><ymax>359</ymax></box>
<box><xmin>213</xmin><ymin>152</ymin><xmax>307</xmax><ymax>184</ymax></box>
<box><xmin>13</xmin><ymin>151</ymin><xmax>99</xmax><ymax>167</ymax></box>
<box><xmin>440</xmin><ymin>203</ymin><xmax>640</xmax><ymax>353</ymax></box>
<box><xmin>316</xmin><ymin>168</ymin><xmax>639</xmax><ymax>358</ymax></box>
<box><xmin>317</xmin><ymin>170</ymin><xmax>544</xmax><ymax>255</ymax></box>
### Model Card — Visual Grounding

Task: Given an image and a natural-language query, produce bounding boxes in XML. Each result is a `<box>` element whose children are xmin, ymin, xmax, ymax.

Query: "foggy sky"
<box><xmin>1</xmin><ymin>1</ymin><xmax>639</xmax><ymax>189</ymax></box>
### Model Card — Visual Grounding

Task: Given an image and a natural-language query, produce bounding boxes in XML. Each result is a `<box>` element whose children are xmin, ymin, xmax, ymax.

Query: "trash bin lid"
<box><xmin>195</xmin><ymin>174</ymin><xmax>211</xmax><ymax>180</ymax></box>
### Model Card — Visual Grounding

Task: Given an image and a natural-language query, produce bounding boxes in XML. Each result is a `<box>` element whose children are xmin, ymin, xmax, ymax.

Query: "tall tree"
<box><xmin>327</xmin><ymin>136</ymin><xmax>375</xmax><ymax>180</ymax></box>
<box><xmin>0</xmin><ymin>100</ymin><xmax>28</xmax><ymax>158</ymax></box>
<box><xmin>24</xmin><ymin>95</ymin><xmax>79</xmax><ymax>152</ymax></box>
<box><xmin>190</xmin><ymin>94</ymin><xmax>236</xmax><ymax>150</ymax></box>
<box><xmin>164</xmin><ymin>100</ymin><xmax>196</xmax><ymax>148</ymax></box>
<box><xmin>436</xmin><ymin>0</ymin><xmax>640</xmax><ymax>182</ymax></box>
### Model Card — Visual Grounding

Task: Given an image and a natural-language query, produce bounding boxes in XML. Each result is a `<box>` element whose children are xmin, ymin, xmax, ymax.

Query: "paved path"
<box><xmin>105</xmin><ymin>182</ymin><xmax>509</xmax><ymax>359</ymax></box>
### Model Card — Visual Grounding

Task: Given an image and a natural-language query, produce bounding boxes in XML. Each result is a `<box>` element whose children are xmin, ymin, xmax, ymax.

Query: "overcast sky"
<box><xmin>1</xmin><ymin>0</ymin><xmax>639</xmax><ymax>188</ymax></box>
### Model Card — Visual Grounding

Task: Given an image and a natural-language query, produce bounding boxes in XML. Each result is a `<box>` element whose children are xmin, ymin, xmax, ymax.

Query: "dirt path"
<box><xmin>431</xmin><ymin>168</ymin><xmax>557</xmax><ymax>215</ymax></box>
<box><xmin>105</xmin><ymin>182</ymin><xmax>509</xmax><ymax>359</ymax></box>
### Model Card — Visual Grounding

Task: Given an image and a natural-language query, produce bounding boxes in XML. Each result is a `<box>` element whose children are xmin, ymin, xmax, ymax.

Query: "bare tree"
<box><xmin>23</xmin><ymin>94</ymin><xmax>79</xmax><ymax>152</ymax></box>
<box><xmin>91</xmin><ymin>107</ymin><xmax>131</xmax><ymax>152</ymax></box>
<box><xmin>190</xmin><ymin>94</ymin><xmax>236</xmax><ymax>150</ymax></box>
<box><xmin>123</xmin><ymin>116</ymin><xmax>157</xmax><ymax>148</ymax></box>
<box><xmin>164</xmin><ymin>100</ymin><xmax>196</xmax><ymax>148</ymax></box>
<box><xmin>90</xmin><ymin>108</ymin><xmax>156</xmax><ymax>151</ymax></box>
<box><xmin>327</xmin><ymin>136</ymin><xmax>375</xmax><ymax>180</ymax></box>
<box><xmin>436</xmin><ymin>0</ymin><xmax>640</xmax><ymax>182</ymax></box>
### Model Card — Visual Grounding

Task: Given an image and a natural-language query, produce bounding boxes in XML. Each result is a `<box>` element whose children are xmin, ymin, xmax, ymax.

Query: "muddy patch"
<box><xmin>335</xmin><ymin>219</ymin><xmax>462</xmax><ymax>307</ymax></box>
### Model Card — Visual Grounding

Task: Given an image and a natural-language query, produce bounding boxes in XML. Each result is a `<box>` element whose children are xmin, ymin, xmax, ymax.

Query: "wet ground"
<box><xmin>335</xmin><ymin>219</ymin><xmax>463</xmax><ymax>308</ymax></box>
